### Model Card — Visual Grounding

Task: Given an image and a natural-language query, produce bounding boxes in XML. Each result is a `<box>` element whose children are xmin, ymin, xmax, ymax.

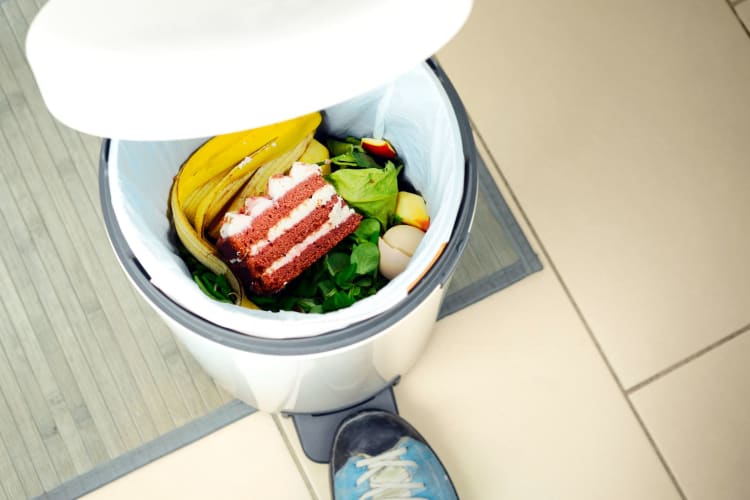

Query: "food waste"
<box><xmin>168</xmin><ymin>112</ymin><xmax>431</xmax><ymax>313</ymax></box>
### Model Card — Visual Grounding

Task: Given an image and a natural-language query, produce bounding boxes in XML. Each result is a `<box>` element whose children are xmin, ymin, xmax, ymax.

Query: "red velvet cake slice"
<box><xmin>216</xmin><ymin>162</ymin><xmax>362</xmax><ymax>295</ymax></box>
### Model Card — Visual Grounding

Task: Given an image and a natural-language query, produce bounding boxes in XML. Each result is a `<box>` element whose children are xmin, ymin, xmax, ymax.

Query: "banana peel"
<box><xmin>170</xmin><ymin>182</ymin><xmax>237</xmax><ymax>284</ymax></box>
<box><xmin>194</xmin><ymin>114</ymin><xmax>321</xmax><ymax>235</ymax></box>
<box><xmin>299</xmin><ymin>138</ymin><xmax>330</xmax><ymax>163</ymax></box>
<box><xmin>172</xmin><ymin>182</ymin><xmax>260</xmax><ymax>310</ymax></box>
<box><xmin>195</xmin><ymin>135</ymin><xmax>315</xmax><ymax>236</ymax></box>
<box><xmin>191</xmin><ymin>139</ymin><xmax>275</xmax><ymax>235</ymax></box>
<box><xmin>169</xmin><ymin>111</ymin><xmax>322</xmax><ymax>308</ymax></box>
<box><xmin>181</xmin><ymin>171</ymin><xmax>226</xmax><ymax>225</ymax></box>
<box><xmin>175</xmin><ymin>112</ymin><xmax>320</xmax><ymax>204</ymax></box>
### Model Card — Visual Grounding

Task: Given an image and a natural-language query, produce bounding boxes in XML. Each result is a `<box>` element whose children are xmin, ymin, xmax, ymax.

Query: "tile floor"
<box><xmin>737</xmin><ymin>1</ymin><xmax>750</xmax><ymax>32</ymax></box>
<box><xmin>85</xmin><ymin>414</ymin><xmax>310</xmax><ymax>500</ymax></box>
<box><xmin>82</xmin><ymin>0</ymin><xmax>750</xmax><ymax>498</ymax></box>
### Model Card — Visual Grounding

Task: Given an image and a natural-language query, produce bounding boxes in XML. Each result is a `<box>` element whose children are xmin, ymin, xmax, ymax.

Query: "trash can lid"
<box><xmin>26</xmin><ymin>0</ymin><xmax>472</xmax><ymax>141</ymax></box>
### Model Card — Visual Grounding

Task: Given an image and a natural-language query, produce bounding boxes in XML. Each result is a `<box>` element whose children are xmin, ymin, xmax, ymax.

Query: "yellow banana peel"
<box><xmin>181</xmin><ymin>172</ymin><xmax>225</xmax><ymax>225</ymax></box>
<box><xmin>176</xmin><ymin>112</ymin><xmax>321</xmax><ymax>203</ymax></box>
<box><xmin>170</xmin><ymin>181</ymin><xmax>247</xmax><ymax>305</ymax></box>
<box><xmin>299</xmin><ymin>139</ymin><xmax>330</xmax><ymax>164</ymax></box>
<box><xmin>193</xmin><ymin>114</ymin><xmax>321</xmax><ymax>235</ymax></box>
<box><xmin>169</xmin><ymin>111</ymin><xmax>322</xmax><ymax>308</ymax></box>
<box><xmin>191</xmin><ymin>139</ymin><xmax>274</xmax><ymax>235</ymax></box>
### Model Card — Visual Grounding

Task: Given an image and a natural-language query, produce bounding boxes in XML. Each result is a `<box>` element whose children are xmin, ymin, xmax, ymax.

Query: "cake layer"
<box><xmin>216</xmin><ymin>162</ymin><xmax>363</xmax><ymax>296</ymax></box>
<box><xmin>247</xmin><ymin>196</ymin><xmax>340</xmax><ymax>273</ymax></box>
<box><xmin>252</xmin><ymin>184</ymin><xmax>337</xmax><ymax>256</ymax></box>
<box><xmin>219</xmin><ymin>174</ymin><xmax>327</xmax><ymax>241</ymax></box>
<box><xmin>219</xmin><ymin>199</ymin><xmax>361</xmax><ymax>295</ymax></box>
<box><xmin>218</xmin><ymin>180</ymin><xmax>336</xmax><ymax>266</ymax></box>
<box><xmin>254</xmin><ymin>209</ymin><xmax>362</xmax><ymax>295</ymax></box>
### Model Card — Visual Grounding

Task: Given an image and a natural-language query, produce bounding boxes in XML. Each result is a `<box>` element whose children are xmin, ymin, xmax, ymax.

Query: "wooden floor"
<box><xmin>0</xmin><ymin>1</ymin><xmax>233</xmax><ymax>498</ymax></box>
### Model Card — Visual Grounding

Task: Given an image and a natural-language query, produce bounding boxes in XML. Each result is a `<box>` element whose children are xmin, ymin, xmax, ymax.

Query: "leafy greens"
<box><xmin>178</xmin><ymin>243</ymin><xmax>238</xmax><ymax>303</ymax></box>
<box><xmin>326</xmin><ymin>161</ymin><xmax>401</xmax><ymax>229</ymax></box>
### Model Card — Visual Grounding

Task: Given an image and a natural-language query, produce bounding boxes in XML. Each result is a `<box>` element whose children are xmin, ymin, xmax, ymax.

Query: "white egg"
<box><xmin>378</xmin><ymin>225</ymin><xmax>426</xmax><ymax>280</ymax></box>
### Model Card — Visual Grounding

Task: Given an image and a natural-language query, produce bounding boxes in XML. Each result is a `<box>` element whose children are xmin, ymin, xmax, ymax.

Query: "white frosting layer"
<box><xmin>243</xmin><ymin>197</ymin><xmax>274</xmax><ymax>218</ymax></box>
<box><xmin>251</xmin><ymin>184</ymin><xmax>337</xmax><ymax>256</ymax></box>
<box><xmin>267</xmin><ymin>162</ymin><xmax>320</xmax><ymax>199</ymax></box>
<box><xmin>264</xmin><ymin>200</ymin><xmax>355</xmax><ymax>275</ymax></box>
<box><xmin>219</xmin><ymin>212</ymin><xmax>253</xmax><ymax>239</ymax></box>
<box><xmin>220</xmin><ymin>196</ymin><xmax>274</xmax><ymax>238</ymax></box>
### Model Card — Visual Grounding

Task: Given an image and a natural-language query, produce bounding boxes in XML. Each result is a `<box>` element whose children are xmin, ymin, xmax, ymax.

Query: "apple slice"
<box><xmin>360</xmin><ymin>137</ymin><xmax>397</xmax><ymax>160</ymax></box>
<box><xmin>394</xmin><ymin>191</ymin><xmax>430</xmax><ymax>231</ymax></box>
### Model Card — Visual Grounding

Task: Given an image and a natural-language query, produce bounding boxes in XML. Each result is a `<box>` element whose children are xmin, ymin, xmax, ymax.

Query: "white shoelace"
<box><xmin>355</xmin><ymin>446</ymin><xmax>426</xmax><ymax>500</ymax></box>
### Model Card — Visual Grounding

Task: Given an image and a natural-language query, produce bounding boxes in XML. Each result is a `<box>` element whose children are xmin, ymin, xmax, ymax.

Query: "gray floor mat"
<box><xmin>442</xmin><ymin>153</ymin><xmax>542</xmax><ymax>318</ymax></box>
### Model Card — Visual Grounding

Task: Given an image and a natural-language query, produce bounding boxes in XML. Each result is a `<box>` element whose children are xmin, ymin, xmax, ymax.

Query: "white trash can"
<box><xmin>26</xmin><ymin>0</ymin><xmax>478</xmax><ymax>420</ymax></box>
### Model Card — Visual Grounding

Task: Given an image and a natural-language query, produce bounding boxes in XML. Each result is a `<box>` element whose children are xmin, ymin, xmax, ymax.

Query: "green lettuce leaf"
<box><xmin>326</xmin><ymin>162</ymin><xmax>401</xmax><ymax>228</ymax></box>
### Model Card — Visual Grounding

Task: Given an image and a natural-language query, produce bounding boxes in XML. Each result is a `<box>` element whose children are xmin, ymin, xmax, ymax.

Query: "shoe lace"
<box><xmin>355</xmin><ymin>446</ymin><xmax>425</xmax><ymax>500</ymax></box>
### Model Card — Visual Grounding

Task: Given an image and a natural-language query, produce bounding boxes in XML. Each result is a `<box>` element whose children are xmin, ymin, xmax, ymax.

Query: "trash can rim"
<box><xmin>98</xmin><ymin>59</ymin><xmax>478</xmax><ymax>356</ymax></box>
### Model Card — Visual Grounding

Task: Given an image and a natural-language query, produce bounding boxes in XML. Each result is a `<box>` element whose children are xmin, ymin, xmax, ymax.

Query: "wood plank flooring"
<box><xmin>0</xmin><ymin>1</ymin><xmax>232</xmax><ymax>497</ymax></box>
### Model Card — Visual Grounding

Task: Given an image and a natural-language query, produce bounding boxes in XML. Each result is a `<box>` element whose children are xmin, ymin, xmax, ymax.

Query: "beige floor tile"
<box><xmin>84</xmin><ymin>413</ymin><xmax>311</xmax><ymax>499</ymax></box>
<box><xmin>276</xmin><ymin>415</ymin><xmax>329</xmax><ymax>499</ymax></box>
<box><xmin>437</xmin><ymin>0</ymin><xmax>750</xmax><ymax>389</ymax></box>
<box><xmin>277</xmin><ymin>146</ymin><xmax>681</xmax><ymax>500</ymax></box>
<box><xmin>736</xmin><ymin>1</ymin><xmax>750</xmax><ymax>30</ymax></box>
<box><xmin>631</xmin><ymin>330</ymin><xmax>750</xmax><ymax>500</ymax></box>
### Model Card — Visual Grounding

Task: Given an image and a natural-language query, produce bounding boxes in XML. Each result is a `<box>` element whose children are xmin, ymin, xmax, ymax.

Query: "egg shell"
<box><xmin>382</xmin><ymin>224</ymin><xmax>425</xmax><ymax>257</ymax></box>
<box><xmin>378</xmin><ymin>237</ymin><xmax>412</xmax><ymax>280</ymax></box>
<box><xmin>378</xmin><ymin>225</ymin><xmax>426</xmax><ymax>280</ymax></box>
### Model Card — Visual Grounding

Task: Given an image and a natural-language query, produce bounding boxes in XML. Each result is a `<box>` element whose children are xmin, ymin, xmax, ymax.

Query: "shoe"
<box><xmin>330</xmin><ymin>410</ymin><xmax>458</xmax><ymax>500</ymax></box>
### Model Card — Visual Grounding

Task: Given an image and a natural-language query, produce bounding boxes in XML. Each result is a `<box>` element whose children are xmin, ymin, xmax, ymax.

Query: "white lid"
<box><xmin>26</xmin><ymin>0</ymin><xmax>472</xmax><ymax>140</ymax></box>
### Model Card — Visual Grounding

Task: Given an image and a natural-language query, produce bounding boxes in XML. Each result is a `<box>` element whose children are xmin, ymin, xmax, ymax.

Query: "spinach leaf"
<box><xmin>351</xmin><ymin>242</ymin><xmax>379</xmax><ymax>275</ymax></box>
<box><xmin>352</xmin><ymin>218</ymin><xmax>381</xmax><ymax>243</ymax></box>
<box><xmin>323</xmin><ymin>291</ymin><xmax>356</xmax><ymax>312</ymax></box>
<box><xmin>329</xmin><ymin>152</ymin><xmax>359</xmax><ymax>168</ymax></box>
<box><xmin>327</xmin><ymin>138</ymin><xmax>354</xmax><ymax>157</ymax></box>
<box><xmin>178</xmin><ymin>243</ymin><xmax>237</xmax><ymax>303</ymax></box>
<box><xmin>325</xmin><ymin>252</ymin><xmax>350</xmax><ymax>275</ymax></box>
<box><xmin>352</xmin><ymin>149</ymin><xmax>381</xmax><ymax>169</ymax></box>
<box><xmin>326</xmin><ymin>138</ymin><xmax>389</xmax><ymax>170</ymax></box>
<box><xmin>334</xmin><ymin>263</ymin><xmax>357</xmax><ymax>288</ymax></box>
<box><xmin>318</xmin><ymin>279</ymin><xmax>337</xmax><ymax>297</ymax></box>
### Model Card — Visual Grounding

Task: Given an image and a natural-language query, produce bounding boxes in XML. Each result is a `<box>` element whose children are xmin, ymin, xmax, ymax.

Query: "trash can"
<box><xmin>26</xmin><ymin>0</ymin><xmax>478</xmax><ymax>417</ymax></box>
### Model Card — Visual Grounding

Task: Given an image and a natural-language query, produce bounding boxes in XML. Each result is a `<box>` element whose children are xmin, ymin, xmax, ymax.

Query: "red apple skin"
<box><xmin>361</xmin><ymin>137</ymin><xmax>397</xmax><ymax>159</ymax></box>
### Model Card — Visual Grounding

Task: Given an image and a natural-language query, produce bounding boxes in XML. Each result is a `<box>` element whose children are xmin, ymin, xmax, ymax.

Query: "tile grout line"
<box><xmin>271</xmin><ymin>414</ymin><xmax>320</xmax><ymax>500</ymax></box>
<box><xmin>627</xmin><ymin>322</ymin><xmax>750</xmax><ymax>394</ymax></box>
<box><xmin>727</xmin><ymin>0</ymin><xmax>750</xmax><ymax>37</ymax></box>
<box><xmin>470</xmin><ymin>124</ymin><xmax>688</xmax><ymax>500</ymax></box>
